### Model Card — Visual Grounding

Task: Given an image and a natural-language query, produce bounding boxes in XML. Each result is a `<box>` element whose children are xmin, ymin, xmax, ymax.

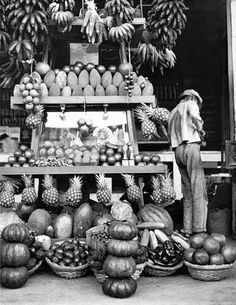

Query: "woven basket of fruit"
<box><xmin>145</xmin><ymin>260</ymin><xmax>183</xmax><ymax>277</ymax></box>
<box><xmin>184</xmin><ymin>261</ymin><xmax>234</xmax><ymax>281</ymax></box>
<box><xmin>28</xmin><ymin>260</ymin><xmax>43</xmax><ymax>276</ymax></box>
<box><xmin>45</xmin><ymin>238</ymin><xmax>89</xmax><ymax>279</ymax></box>
<box><xmin>86</xmin><ymin>225</ymin><xmax>111</xmax><ymax>251</ymax></box>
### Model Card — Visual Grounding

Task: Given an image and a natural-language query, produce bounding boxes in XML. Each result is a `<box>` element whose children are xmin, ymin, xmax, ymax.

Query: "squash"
<box><xmin>107</xmin><ymin>239</ymin><xmax>138</xmax><ymax>257</ymax></box>
<box><xmin>53</xmin><ymin>213</ymin><xmax>73</xmax><ymax>239</ymax></box>
<box><xmin>73</xmin><ymin>203</ymin><xmax>93</xmax><ymax>238</ymax></box>
<box><xmin>102</xmin><ymin>277</ymin><xmax>137</xmax><ymax>298</ymax></box>
<box><xmin>1</xmin><ymin>223</ymin><xmax>29</xmax><ymax>243</ymax></box>
<box><xmin>138</xmin><ymin>203</ymin><xmax>174</xmax><ymax>235</ymax></box>
<box><xmin>0</xmin><ymin>210</ymin><xmax>24</xmax><ymax>238</ymax></box>
<box><xmin>103</xmin><ymin>255</ymin><xmax>136</xmax><ymax>278</ymax></box>
<box><xmin>108</xmin><ymin>221</ymin><xmax>138</xmax><ymax>240</ymax></box>
<box><xmin>1</xmin><ymin>243</ymin><xmax>30</xmax><ymax>267</ymax></box>
<box><xmin>0</xmin><ymin>267</ymin><xmax>29</xmax><ymax>289</ymax></box>
<box><xmin>27</xmin><ymin>209</ymin><xmax>51</xmax><ymax>235</ymax></box>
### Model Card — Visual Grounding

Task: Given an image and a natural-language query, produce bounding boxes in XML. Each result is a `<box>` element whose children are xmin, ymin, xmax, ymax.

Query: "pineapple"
<box><xmin>135</xmin><ymin>107</ymin><xmax>158</xmax><ymax>139</ymax></box>
<box><xmin>26</xmin><ymin>105</ymin><xmax>44</xmax><ymax>129</ymax></box>
<box><xmin>122</xmin><ymin>174</ymin><xmax>141</xmax><ymax>203</ymax></box>
<box><xmin>96</xmin><ymin>173</ymin><xmax>112</xmax><ymax>205</ymax></box>
<box><xmin>21</xmin><ymin>174</ymin><xmax>37</xmax><ymax>205</ymax></box>
<box><xmin>42</xmin><ymin>174</ymin><xmax>59</xmax><ymax>207</ymax></box>
<box><xmin>65</xmin><ymin>175</ymin><xmax>83</xmax><ymax>206</ymax></box>
<box><xmin>0</xmin><ymin>181</ymin><xmax>15</xmax><ymax>208</ymax></box>
<box><xmin>151</xmin><ymin>175</ymin><xmax>163</xmax><ymax>205</ymax></box>
<box><xmin>141</xmin><ymin>103</ymin><xmax>170</xmax><ymax>125</ymax></box>
<box><xmin>160</xmin><ymin>172</ymin><xmax>176</xmax><ymax>203</ymax></box>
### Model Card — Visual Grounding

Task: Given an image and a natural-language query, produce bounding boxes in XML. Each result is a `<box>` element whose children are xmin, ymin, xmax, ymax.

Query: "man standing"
<box><xmin>168</xmin><ymin>89</ymin><xmax>208</xmax><ymax>237</ymax></box>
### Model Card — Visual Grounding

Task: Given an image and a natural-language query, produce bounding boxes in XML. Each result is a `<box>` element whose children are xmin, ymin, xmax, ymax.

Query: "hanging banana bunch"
<box><xmin>104</xmin><ymin>0</ymin><xmax>135</xmax><ymax>44</ymax></box>
<box><xmin>0</xmin><ymin>0</ymin><xmax>11</xmax><ymax>51</ymax></box>
<box><xmin>6</xmin><ymin>0</ymin><xmax>49</xmax><ymax>46</ymax></box>
<box><xmin>81</xmin><ymin>0</ymin><xmax>108</xmax><ymax>43</ymax></box>
<box><xmin>49</xmin><ymin>0</ymin><xmax>75</xmax><ymax>33</ymax></box>
<box><xmin>0</xmin><ymin>40</ymin><xmax>34</xmax><ymax>88</ymax></box>
<box><xmin>147</xmin><ymin>0</ymin><xmax>188</xmax><ymax>49</ymax></box>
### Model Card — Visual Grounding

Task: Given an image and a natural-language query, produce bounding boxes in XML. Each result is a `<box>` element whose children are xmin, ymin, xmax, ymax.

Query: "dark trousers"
<box><xmin>175</xmin><ymin>143</ymin><xmax>208</xmax><ymax>233</ymax></box>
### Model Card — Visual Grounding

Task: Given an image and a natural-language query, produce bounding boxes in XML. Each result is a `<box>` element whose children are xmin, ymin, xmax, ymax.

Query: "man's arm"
<box><xmin>187</xmin><ymin>100</ymin><xmax>204</xmax><ymax>133</ymax></box>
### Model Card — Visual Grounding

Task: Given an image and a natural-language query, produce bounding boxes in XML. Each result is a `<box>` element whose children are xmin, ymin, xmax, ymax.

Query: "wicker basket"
<box><xmin>28</xmin><ymin>260</ymin><xmax>43</xmax><ymax>276</ymax></box>
<box><xmin>92</xmin><ymin>261</ymin><xmax>147</xmax><ymax>283</ymax></box>
<box><xmin>184</xmin><ymin>261</ymin><xmax>234</xmax><ymax>281</ymax></box>
<box><xmin>144</xmin><ymin>260</ymin><xmax>184</xmax><ymax>277</ymax></box>
<box><xmin>45</xmin><ymin>257</ymin><xmax>89</xmax><ymax>279</ymax></box>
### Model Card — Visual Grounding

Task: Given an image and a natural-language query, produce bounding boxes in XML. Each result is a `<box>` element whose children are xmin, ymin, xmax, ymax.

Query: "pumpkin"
<box><xmin>0</xmin><ymin>267</ymin><xmax>29</xmax><ymax>289</ymax></box>
<box><xmin>108</xmin><ymin>221</ymin><xmax>138</xmax><ymax>240</ymax></box>
<box><xmin>1</xmin><ymin>243</ymin><xmax>30</xmax><ymax>267</ymax></box>
<box><xmin>1</xmin><ymin>223</ymin><xmax>29</xmax><ymax>243</ymax></box>
<box><xmin>27</xmin><ymin>209</ymin><xmax>51</xmax><ymax>235</ymax></box>
<box><xmin>107</xmin><ymin>239</ymin><xmax>138</xmax><ymax>257</ymax></box>
<box><xmin>102</xmin><ymin>277</ymin><xmax>137</xmax><ymax>298</ymax></box>
<box><xmin>0</xmin><ymin>210</ymin><xmax>24</xmax><ymax>238</ymax></box>
<box><xmin>138</xmin><ymin>203</ymin><xmax>174</xmax><ymax>235</ymax></box>
<box><xmin>93</xmin><ymin>213</ymin><xmax>113</xmax><ymax>226</ymax></box>
<box><xmin>103</xmin><ymin>255</ymin><xmax>136</xmax><ymax>278</ymax></box>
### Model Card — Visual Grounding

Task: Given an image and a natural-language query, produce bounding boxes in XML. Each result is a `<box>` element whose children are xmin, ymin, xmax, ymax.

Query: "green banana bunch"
<box><xmin>105</xmin><ymin>0</ymin><xmax>135</xmax><ymax>22</ymax></box>
<box><xmin>134</xmin><ymin>42</ymin><xmax>176</xmax><ymax>74</ymax></box>
<box><xmin>81</xmin><ymin>0</ymin><xmax>108</xmax><ymax>44</ymax></box>
<box><xmin>108</xmin><ymin>22</ymin><xmax>134</xmax><ymax>43</ymax></box>
<box><xmin>6</xmin><ymin>0</ymin><xmax>48</xmax><ymax>46</ymax></box>
<box><xmin>51</xmin><ymin>10</ymin><xmax>74</xmax><ymax>33</ymax></box>
<box><xmin>0</xmin><ymin>0</ymin><xmax>9</xmax><ymax>31</ymax></box>
<box><xmin>147</xmin><ymin>0</ymin><xmax>188</xmax><ymax>49</ymax></box>
<box><xmin>0</xmin><ymin>31</ymin><xmax>11</xmax><ymax>51</ymax></box>
<box><xmin>0</xmin><ymin>39</ymin><xmax>33</xmax><ymax>88</ymax></box>
<box><xmin>49</xmin><ymin>0</ymin><xmax>75</xmax><ymax>12</ymax></box>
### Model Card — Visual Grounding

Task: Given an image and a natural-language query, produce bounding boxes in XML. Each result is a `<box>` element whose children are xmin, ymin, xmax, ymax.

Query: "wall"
<box><xmin>231</xmin><ymin>0</ymin><xmax>236</xmax><ymax>137</ymax></box>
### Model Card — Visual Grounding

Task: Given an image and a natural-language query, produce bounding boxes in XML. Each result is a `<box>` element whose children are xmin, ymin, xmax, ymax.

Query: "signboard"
<box><xmin>70</xmin><ymin>43</ymin><xmax>99</xmax><ymax>65</ymax></box>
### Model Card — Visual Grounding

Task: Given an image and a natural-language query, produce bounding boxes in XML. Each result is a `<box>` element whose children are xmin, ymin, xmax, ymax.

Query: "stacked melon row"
<box><xmin>33</xmin><ymin>63</ymin><xmax>154</xmax><ymax>97</ymax></box>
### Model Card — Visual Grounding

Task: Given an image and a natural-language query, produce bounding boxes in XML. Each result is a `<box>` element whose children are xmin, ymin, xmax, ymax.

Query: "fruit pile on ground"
<box><xmin>0</xmin><ymin>223</ymin><xmax>30</xmax><ymax>289</ymax></box>
<box><xmin>6</xmin><ymin>144</ymin><xmax>35</xmax><ymax>168</ymax></box>
<box><xmin>184</xmin><ymin>233</ymin><xmax>236</xmax><ymax>266</ymax></box>
<box><xmin>102</xmin><ymin>221</ymin><xmax>138</xmax><ymax>298</ymax></box>
<box><xmin>46</xmin><ymin>238</ymin><xmax>89</xmax><ymax>267</ymax></box>
<box><xmin>14</xmin><ymin>62</ymin><xmax>155</xmax><ymax>98</ymax></box>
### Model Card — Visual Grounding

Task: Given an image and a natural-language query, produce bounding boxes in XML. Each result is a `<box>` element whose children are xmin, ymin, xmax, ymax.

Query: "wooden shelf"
<box><xmin>138</xmin><ymin>140</ymin><xmax>169</xmax><ymax>145</ymax></box>
<box><xmin>49</xmin><ymin>17</ymin><xmax>146</xmax><ymax>27</ymax></box>
<box><xmin>0</xmin><ymin>164</ymin><xmax>167</xmax><ymax>176</ymax></box>
<box><xmin>11</xmin><ymin>96</ymin><xmax>155</xmax><ymax>110</ymax></box>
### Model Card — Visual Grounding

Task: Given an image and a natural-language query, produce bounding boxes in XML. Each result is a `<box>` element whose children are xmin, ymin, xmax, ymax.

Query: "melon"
<box><xmin>118</xmin><ymin>82</ymin><xmax>127</xmax><ymax>96</ymax></box>
<box><xmin>72</xmin><ymin>84</ymin><xmax>83</xmax><ymax>96</ymax></box>
<box><xmin>138</xmin><ymin>203</ymin><xmax>173</xmax><ymax>235</ymax></box>
<box><xmin>61</xmin><ymin>86</ymin><xmax>72</xmax><ymax>96</ymax></box>
<box><xmin>56</xmin><ymin>71</ymin><xmax>67</xmax><ymax>89</ymax></box>
<box><xmin>112</xmin><ymin>72</ymin><xmax>123</xmax><ymax>87</ymax></box>
<box><xmin>39</xmin><ymin>83</ymin><xmax>48</xmax><ymax>97</ymax></box>
<box><xmin>89</xmin><ymin>68</ymin><xmax>101</xmax><ymax>88</ymax></box>
<box><xmin>44</xmin><ymin>70</ymin><xmax>55</xmax><ymax>88</ymax></box>
<box><xmin>78</xmin><ymin>70</ymin><xmax>89</xmax><ymax>88</ymax></box>
<box><xmin>83</xmin><ymin>84</ymin><xmax>94</xmax><ymax>96</ymax></box>
<box><xmin>106</xmin><ymin>84</ymin><xmax>118</xmax><ymax>96</ymax></box>
<box><xmin>142</xmin><ymin>82</ymin><xmax>154</xmax><ymax>96</ymax></box>
<box><xmin>53</xmin><ymin>213</ymin><xmax>73</xmax><ymax>239</ymax></box>
<box><xmin>102</xmin><ymin>71</ymin><xmax>112</xmax><ymax>88</ymax></box>
<box><xmin>95</xmin><ymin>84</ymin><xmax>105</xmax><ymax>96</ymax></box>
<box><xmin>67</xmin><ymin>71</ymin><xmax>77</xmax><ymax>90</ymax></box>
<box><xmin>27</xmin><ymin>209</ymin><xmax>51</xmax><ymax>235</ymax></box>
<box><xmin>48</xmin><ymin>83</ymin><xmax>60</xmax><ymax>96</ymax></box>
<box><xmin>73</xmin><ymin>203</ymin><xmax>93</xmax><ymax>238</ymax></box>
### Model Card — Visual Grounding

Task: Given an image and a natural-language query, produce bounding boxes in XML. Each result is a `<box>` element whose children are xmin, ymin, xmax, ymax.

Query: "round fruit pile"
<box><xmin>99</xmin><ymin>145</ymin><xmax>124</xmax><ymax>166</ymax></box>
<box><xmin>46</xmin><ymin>238</ymin><xmax>89</xmax><ymax>267</ymax></box>
<box><xmin>6</xmin><ymin>144</ymin><xmax>35</xmax><ymax>167</ymax></box>
<box><xmin>19</xmin><ymin>74</ymin><xmax>41</xmax><ymax>112</ymax></box>
<box><xmin>134</xmin><ymin>154</ymin><xmax>161</xmax><ymax>166</ymax></box>
<box><xmin>184</xmin><ymin>233</ymin><xmax>236</xmax><ymax>266</ymax></box>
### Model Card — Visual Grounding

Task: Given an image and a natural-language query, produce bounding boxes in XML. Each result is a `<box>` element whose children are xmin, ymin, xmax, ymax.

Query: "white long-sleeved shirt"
<box><xmin>168</xmin><ymin>99</ymin><xmax>204</xmax><ymax>149</ymax></box>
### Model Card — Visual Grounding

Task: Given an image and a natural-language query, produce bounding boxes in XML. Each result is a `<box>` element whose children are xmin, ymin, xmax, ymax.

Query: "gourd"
<box><xmin>1</xmin><ymin>223</ymin><xmax>29</xmax><ymax>243</ymax></box>
<box><xmin>0</xmin><ymin>267</ymin><xmax>29</xmax><ymax>289</ymax></box>
<box><xmin>0</xmin><ymin>210</ymin><xmax>24</xmax><ymax>238</ymax></box>
<box><xmin>103</xmin><ymin>255</ymin><xmax>136</xmax><ymax>278</ymax></box>
<box><xmin>73</xmin><ymin>203</ymin><xmax>93</xmax><ymax>237</ymax></box>
<box><xmin>102</xmin><ymin>277</ymin><xmax>137</xmax><ymax>299</ymax></box>
<box><xmin>108</xmin><ymin>221</ymin><xmax>138</xmax><ymax>240</ymax></box>
<box><xmin>27</xmin><ymin>209</ymin><xmax>51</xmax><ymax>235</ymax></box>
<box><xmin>107</xmin><ymin>239</ymin><xmax>138</xmax><ymax>257</ymax></box>
<box><xmin>1</xmin><ymin>243</ymin><xmax>30</xmax><ymax>267</ymax></box>
<box><xmin>53</xmin><ymin>213</ymin><xmax>73</xmax><ymax>239</ymax></box>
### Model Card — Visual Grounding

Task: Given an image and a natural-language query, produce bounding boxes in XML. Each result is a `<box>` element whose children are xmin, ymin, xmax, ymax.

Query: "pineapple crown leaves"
<box><xmin>134</xmin><ymin>107</ymin><xmax>149</xmax><ymax>122</ymax></box>
<box><xmin>21</xmin><ymin>174</ymin><xmax>33</xmax><ymax>188</ymax></box>
<box><xmin>122</xmin><ymin>174</ymin><xmax>136</xmax><ymax>188</ymax></box>
<box><xmin>2</xmin><ymin>180</ymin><xmax>15</xmax><ymax>194</ymax></box>
<box><xmin>95</xmin><ymin>173</ymin><xmax>109</xmax><ymax>190</ymax></box>
<box><xmin>151</xmin><ymin>175</ymin><xmax>161</xmax><ymax>189</ymax></box>
<box><xmin>69</xmin><ymin>175</ymin><xmax>83</xmax><ymax>189</ymax></box>
<box><xmin>43</xmin><ymin>174</ymin><xmax>54</xmax><ymax>190</ymax></box>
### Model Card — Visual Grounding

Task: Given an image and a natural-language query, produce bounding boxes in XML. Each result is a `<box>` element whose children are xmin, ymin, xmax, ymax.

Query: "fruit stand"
<box><xmin>1</xmin><ymin>0</ymin><xmax>236</xmax><ymax>300</ymax></box>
